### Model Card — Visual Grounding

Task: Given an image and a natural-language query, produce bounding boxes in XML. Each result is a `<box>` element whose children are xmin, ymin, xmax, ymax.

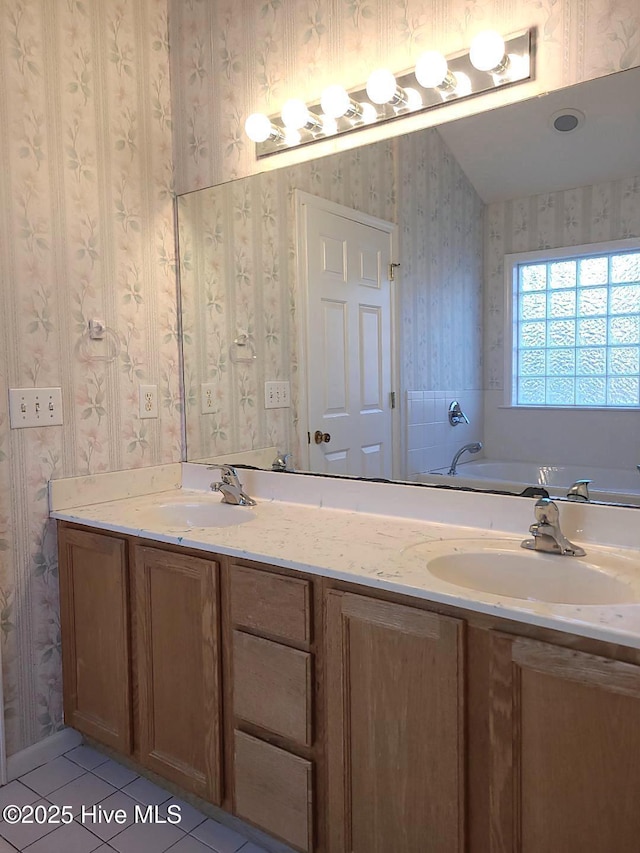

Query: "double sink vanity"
<box><xmin>50</xmin><ymin>463</ymin><xmax>640</xmax><ymax>853</ymax></box>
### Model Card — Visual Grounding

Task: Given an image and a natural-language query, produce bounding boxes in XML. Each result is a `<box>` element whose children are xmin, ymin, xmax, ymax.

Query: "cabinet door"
<box><xmin>490</xmin><ymin>633</ymin><xmax>640</xmax><ymax>853</ymax></box>
<box><xmin>134</xmin><ymin>546</ymin><xmax>222</xmax><ymax>803</ymax></box>
<box><xmin>326</xmin><ymin>590</ymin><xmax>465</xmax><ymax>853</ymax></box>
<box><xmin>59</xmin><ymin>526</ymin><xmax>132</xmax><ymax>753</ymax></box>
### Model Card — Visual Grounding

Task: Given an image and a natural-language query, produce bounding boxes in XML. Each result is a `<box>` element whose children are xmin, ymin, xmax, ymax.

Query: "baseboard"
<box><xmin>6</xmin><ymin>728</ymin><xmax>83</xmax><ymax>782</ymax></box>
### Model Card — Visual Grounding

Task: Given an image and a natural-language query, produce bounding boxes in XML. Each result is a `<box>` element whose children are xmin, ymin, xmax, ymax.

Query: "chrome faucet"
<box><xmin>521</xmin><ymin>497</ymin><xmax>585</xmax><ymax>556</ymax></box>
<box><xmin>272</xmin><ymin>451</ymin><xmax>293</xmax><ymax>472</ymax></box>
<box><xmin>448</xmin><ymin>441</ymin><xmax>482</xmax><ymax>476</ymax></box>
<box><xmin>567</xmin><ymin>479</ymin><xmax>591</xmax><ymax>502</ymax></box>
<box><xmin>448</xmin><ymin>400</ymin><xmax>470</xmax><ymax>426</ymax></box>
<box><xmin>208</xmin><ymin>464</ymin><xmax>256</xmax><ymax>506</ymax></box>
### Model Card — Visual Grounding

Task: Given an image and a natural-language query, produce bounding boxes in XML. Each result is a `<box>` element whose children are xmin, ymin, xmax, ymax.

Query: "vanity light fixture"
<box><xmin>246</xmin><ymin>28</ymin><xmax>534</xmax><ymax>157</ymax></box>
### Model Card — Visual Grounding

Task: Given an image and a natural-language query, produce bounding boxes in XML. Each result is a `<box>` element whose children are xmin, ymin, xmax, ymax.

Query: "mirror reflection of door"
<box><xmin>297</xmin><ymin>193</ymin><xmax>397</xmax><ymax>478</ymax></box>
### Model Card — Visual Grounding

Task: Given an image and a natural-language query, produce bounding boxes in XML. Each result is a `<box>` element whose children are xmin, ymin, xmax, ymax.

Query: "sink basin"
<box><xmin>404</xmin><ymin>539</ymin><xmax>639</xmax><ymax>605</ymax></box>
<box><xmin>138</xmin><ymin>499</ymin><xmax>256</xmax><ymax>529</ymax></box>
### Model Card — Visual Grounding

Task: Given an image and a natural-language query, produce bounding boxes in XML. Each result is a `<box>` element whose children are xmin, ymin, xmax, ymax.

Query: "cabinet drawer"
<box><xmin>234</xmin><ymin>731</ymin><xmax>313</xmax><ymax>853</ymax></box>
<box><xmin>233</xmin><ymin>631</ymin><xmax>312</xmax><ymax>745</ymax></box>
<box><xmin>229</xmin><ymin>565</ymin><xmax>311</xmax><ymax>644</ymax></box>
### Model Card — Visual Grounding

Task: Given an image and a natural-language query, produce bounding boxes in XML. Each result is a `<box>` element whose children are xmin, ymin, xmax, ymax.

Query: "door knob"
<box><xmin>314</xmin><ymin>430</ymin><xmax>331</xmax><ymax>444</ymax></box>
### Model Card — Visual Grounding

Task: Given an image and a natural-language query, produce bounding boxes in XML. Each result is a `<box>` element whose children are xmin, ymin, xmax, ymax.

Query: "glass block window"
<box><xmin>512</xmin><ymin>247</ymin><xmax>640</xmax><ymax>407</ymax></box>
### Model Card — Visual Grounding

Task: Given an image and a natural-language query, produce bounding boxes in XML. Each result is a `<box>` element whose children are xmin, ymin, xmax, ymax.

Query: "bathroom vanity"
<box><xmin>51</xmin><ymin>467</ymin><xmax>640</xmax><ymax>853</ymax></box>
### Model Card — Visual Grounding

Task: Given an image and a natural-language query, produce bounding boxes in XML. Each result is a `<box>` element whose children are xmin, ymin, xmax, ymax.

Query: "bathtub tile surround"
<box><xmin>406</xmin><ymin>390</ymin><xmax>484</xmax><ymax>478</ymax></box>
<box><xmin>0</xmin><ymin>1</ymin><xmax>180</xmax><ymax>759</ymax></box>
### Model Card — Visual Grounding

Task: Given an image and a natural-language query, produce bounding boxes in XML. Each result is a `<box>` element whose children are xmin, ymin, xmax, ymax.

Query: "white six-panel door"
<box><xmin>299</xmin><ymin>195</ymin><xmax>395</xmax><ymax>479</ymax></box>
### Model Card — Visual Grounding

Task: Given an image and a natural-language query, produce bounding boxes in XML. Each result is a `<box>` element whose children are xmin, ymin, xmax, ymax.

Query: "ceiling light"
<box><xmin>550</xmin><ymin>108</ymin><xmax>585</xmax><ymax>133</ymax></box>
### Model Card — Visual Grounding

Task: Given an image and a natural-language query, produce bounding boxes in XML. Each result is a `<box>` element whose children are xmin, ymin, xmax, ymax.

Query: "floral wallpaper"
<box><xmin>168</xmin><ymin>0</ymin><xmax>640</xmax><ymax>194</ymax></box>
<box><xmin>0</xmin><ymin>0</ymin><xmax>179</xmax><ymax>757</ymax></box>
<box><xmin>485</xmin><ymin>174</ymin><xmax>640</xmax><ymax>390</ymax></box>
<box><xmin>179</xmin><ymin>126</ymin><xmax>483</xmax><ymax>471</ymax></box>
<box><xmin>483</xmin><ymin>174</ymin><xmax>640</xmax><ymax>468</ymax></box>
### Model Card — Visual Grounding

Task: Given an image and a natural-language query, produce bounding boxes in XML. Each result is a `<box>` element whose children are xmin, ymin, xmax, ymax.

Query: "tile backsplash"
<box><xmin>406</xmin><ymin>391</ymin><xmax>484</xmax><ymax>477</ymax></box>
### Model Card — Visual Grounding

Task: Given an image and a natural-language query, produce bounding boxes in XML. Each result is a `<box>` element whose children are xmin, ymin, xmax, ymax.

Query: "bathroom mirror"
<box><xmin>178</xmin><ymin>67</ymin><xmax>640</xmax><ymax>506</ymax></box>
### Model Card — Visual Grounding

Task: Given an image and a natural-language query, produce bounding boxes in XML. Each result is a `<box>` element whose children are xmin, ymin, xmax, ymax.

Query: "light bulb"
<box><xmin>320</xmin><ymin>85</ymin><xmax>351</xmax><ymax>118</ymax></box>
<box><xmin>453</xmin><ymin>71</ymin><xmax>472</xmax><ymax>97</ymax></box>
<box><xmin>284</xmin><ymin>128</ymin><xmax>301</xmax><ymax>146</ymax></box>
<box><xmin>469</xmin><ymin>30</ymin><xmax>507</xmax><ymax>72</ymax></box>
<box><xmin>321</xmin><ymin>115</ymin><xmax>338</xmax><ymax>135</ymax></box>
<box><xmin>415</xmin><ymin>51</ymin><xmax>449</xmax><ymax>88</ymax></box>
<box><xmin>281</xmin><ymin>98</ymin><xmax>311</xmax><ymax>130</ymax></box>
<box><xmin>244</xmin><ymin>113</ymin><xmax>274</xmax><ymax>143</ymax></box>
<box><xmin>360</xmin><ymin>102</ymin><xmax>378</xmax><ymax>124</ymax></box>
<box><xmin>506</xmin><ymin>52</ymin><xmax>530</xmax><ymax>80</ymax></box>
<box><xmin>404</xmin><ymin>87</ymin><xmax>423</xmax><ymax>110</ymax></box>
<box><xmin>366</xmin><ymin>68</ymin><xmax>398</xmax><ymax>105</ymax></box>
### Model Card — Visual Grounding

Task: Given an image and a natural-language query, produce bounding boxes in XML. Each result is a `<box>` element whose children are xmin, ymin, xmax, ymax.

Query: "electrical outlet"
<box><xmin>9</xmin><ymin>387</ymin><xmax>63</xmax><ymax>428</ymax></box>
<box><xmin>139</xmin><ymin>384</ymin><xmax>158</xmax><ymax>419</ymax></box>
<box><xmin>264</xmin><ymin>381</ymin><xmax>291</xmax><ymax>409</ymax></box>
<box><xmin>201</xmin><ymin>382</ymin><xmax>216</xmax><ymax>414</ymax></box>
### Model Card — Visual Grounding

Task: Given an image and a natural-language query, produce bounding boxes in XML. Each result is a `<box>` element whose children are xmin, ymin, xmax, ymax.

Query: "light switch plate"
<box><xmin>9</xmin><ymin>387</ymin><xmax>63</xmax><ymax>428</ymax></box>
<box><xmin>264</xmin><ymin>380</ymin><xmax>291</xmax><ymax>409</ymax></box>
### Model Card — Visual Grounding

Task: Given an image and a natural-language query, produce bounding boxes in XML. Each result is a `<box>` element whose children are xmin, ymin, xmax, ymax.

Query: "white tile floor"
<box><xmin>0</xmin><ymin>745</ymin><xmax>269</xmax><ymax>853</ymax></box>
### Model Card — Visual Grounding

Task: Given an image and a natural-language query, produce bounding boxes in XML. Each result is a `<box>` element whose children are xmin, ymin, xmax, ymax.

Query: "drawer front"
<box><xmin>233</xmin><ymin>631</ymin><xmax>312</xmax><ymax>745</ymax></box>
<box><xmin>230</xmin><ymin>564</ymin><xmax>311</xmax><ymax>644</ymax></box>
<box><xmin>234</xmin><ymin>731</ymin><xmax>314</xmax><ymax>853</ymax></box>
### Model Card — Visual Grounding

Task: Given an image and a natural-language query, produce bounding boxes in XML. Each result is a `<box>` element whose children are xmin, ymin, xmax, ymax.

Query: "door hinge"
<box><xmin>389</xmin><ymin>262</ymin><xmax>401</xmax><ymax>281</ymax></box>
<box><xmin>390</xmin><ymin>391</ymin><xmax>396</xmax><ymax>409</ymax></box>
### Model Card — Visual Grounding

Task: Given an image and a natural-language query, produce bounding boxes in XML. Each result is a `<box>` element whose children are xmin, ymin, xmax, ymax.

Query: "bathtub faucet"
<box><xmin>447</xmin><ymin>442</ymin><xmax>482</xmax><ymax>476</ymax></box>
<box><xmin>567</xmin><ymin>479</ymin><xmax>591</xmax><ymax>501</ymax></box>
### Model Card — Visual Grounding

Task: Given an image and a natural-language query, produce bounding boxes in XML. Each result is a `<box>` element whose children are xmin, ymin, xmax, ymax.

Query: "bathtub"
<box><xmin>415</xmin><ymin>460</ymin><xmax>640</xmax><ymax>506</ymax></box>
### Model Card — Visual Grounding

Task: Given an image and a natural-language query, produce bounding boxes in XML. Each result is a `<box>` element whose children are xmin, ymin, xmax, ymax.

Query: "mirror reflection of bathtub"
<box><xmin>417</xmin><ymin>461</ymin><xmax>640</xmax><ymax>506</ymax></box>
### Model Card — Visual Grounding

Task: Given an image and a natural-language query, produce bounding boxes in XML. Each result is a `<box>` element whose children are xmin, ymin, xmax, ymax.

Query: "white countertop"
<box><xmin>50</xmin><ymin>464</ymin><xmax>640</xmax><ymax>650</ymax></box>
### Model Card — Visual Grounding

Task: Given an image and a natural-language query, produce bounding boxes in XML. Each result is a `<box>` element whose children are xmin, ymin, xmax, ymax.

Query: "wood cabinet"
<box><xmin>226</xmin><ymin>560</ymin><xmax>319</xmax><ymax>853</ymax></box>
<box><xmin>133</xmin><ymin>545</ymin><xmax>222</xmax><ymax>803</ymax></box>
<box><xmin>489</xmin><ymin>633</ymin><xmax>640</xmax><ymax>853</ymax></box>
<box><xmin>59</xmin><ymin>526</ymin><xmax>132</xmax><ymax>754</ymax></box>
<box><xmin>59</xmin><ymin>521</ymin><xmax>640</xmax><ymax>853</ymax></box>
<box><xmin>325</xmin><ymin>590</ymin><xmax>465</xmax><ymax>853</ymax></box>
<box><xmin>58</xmin><ymin>526</ymin><xmax>224</xmax><ymax>804</ymax></box>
